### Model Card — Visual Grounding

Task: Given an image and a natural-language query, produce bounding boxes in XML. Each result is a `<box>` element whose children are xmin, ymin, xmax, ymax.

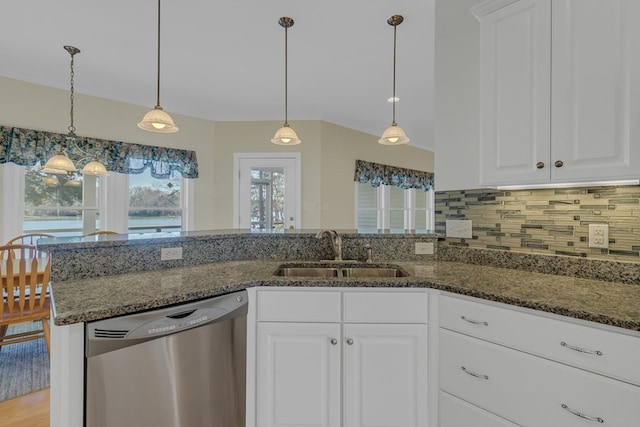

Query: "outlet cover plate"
<box><xmin>446</xmin><ymin>220</ymin><xmax>472</xmax><ymax>239</ymax></box>
<box><xmin>161</xmin><ymin>247</ymin><xmax>183</xmax><ymax>261</ymax></box>
<box><xmin>588</xmin><ymin>224</ymin><xmax>609</xmax><ymax>249</ymax></box>
<box><xmin>415</xmin><ymin>242</ymin><xmax>434</xmax><ymax>255</ymax></box>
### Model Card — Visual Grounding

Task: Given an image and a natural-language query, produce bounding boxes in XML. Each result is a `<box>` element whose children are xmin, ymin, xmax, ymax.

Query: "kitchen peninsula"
<box><xmin>42</xmin><ymin>231</ymin><xmax>640</xmax><ymax>427</ymax></box>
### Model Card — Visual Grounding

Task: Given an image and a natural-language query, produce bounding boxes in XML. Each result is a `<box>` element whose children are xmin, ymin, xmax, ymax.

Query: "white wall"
<box><xmin>0</xmin><ymin>76</ymin><xmax>434</xmax><ymax>232</ymax></box>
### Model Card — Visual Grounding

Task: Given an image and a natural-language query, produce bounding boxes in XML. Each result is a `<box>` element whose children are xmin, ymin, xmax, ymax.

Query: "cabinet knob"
<box><xmin>536</xmin><ymin>162</ymin><xmax>545</xmax><ymax>169</ymax></box>
<box><xmin>554</xmin><ymin>160</ymin><xmax>564</xmax><ymax>168</ymax></box>
<box><xmin>346</xmin><ymin>338</ymin><xmax>354</xmax><ymax>345</ymax></box>
<box><xmin>330</xmin><ymin>338</ymin><xmax>338</xmax><ymax>345</ymax></box>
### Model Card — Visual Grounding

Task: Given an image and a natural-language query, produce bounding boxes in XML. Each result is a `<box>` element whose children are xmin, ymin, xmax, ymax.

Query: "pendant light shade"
<box><xmin>43</xmin><ymin>46</ymin><xmax>108</xmax><ymax>176</ymax></box>
<box><xmin>379</xmin><ymin>15</ymin><xmax>409</xmax><ymax>146</ymax></box>
<box><xmin>138</xmin><ymin>0</ymin><xmax>178</xmax><ymax>133</ymax></box>
<box><xmin>82</xmin><ymin>159</ymin><xmax>109</xmax><ymax>176</ymax></box>
<box><xmin>138</xmin><ymin>106</ymin><xmax>178</xmax><ymax>132</ymax></box>
<box><xmin>379</xmin><ymin>123</ymin><xmax>410</xmax><ymax>145</ymax></box>
<box><xmin>272</xmin><ymin>16</ymin><xmax>301</xmax><ymax>145</ymax></box>
<box><xmin>42</xmin><ymin>152</ymin><xmax>77</xmax><ymax>174</ymax></box>
<box><xmin>271</xmin><ymin>124</ymin><xmax>301</xmax><ymax>145</ymax></box>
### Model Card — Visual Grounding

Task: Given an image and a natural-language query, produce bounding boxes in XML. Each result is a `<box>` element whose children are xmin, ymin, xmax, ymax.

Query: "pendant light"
<box><xmin>379</xmin><ymin>15</ymin><xmax>410</xmax><ymax>145</ymax></box>
<box><xmin>138</xmin><ymin>0</ymin><xmax>178</xmax><ymax>133</ymax></box>
<box><xmin>43</xmin><ymin>46</ymin><xmax>108</xmax><ymax>176</ymax></box>
<box><xmin>271</xmin><ymin>16</ymin><xmax>301</xmax><ymax>145</ymax></box>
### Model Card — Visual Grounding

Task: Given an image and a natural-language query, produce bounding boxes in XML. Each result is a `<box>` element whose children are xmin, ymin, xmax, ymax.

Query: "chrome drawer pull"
<box><xmin>461</xmin><ymin>366</ymin><xmax>489</xmax><ymax>380</ymax></box>
<box><xmin>461</xmin><ymin>315</ymin><xmax>488</xmax><ymax>326</ymax></box>
<box><xmin>560</xmin><ymin>341</ymin><xmax>603</xmax><ymax>356</ymax></box>
<box><xmin>561</xmin><ymin>404</ymin><xmax>604</xmax><ymax>423</ymax></box>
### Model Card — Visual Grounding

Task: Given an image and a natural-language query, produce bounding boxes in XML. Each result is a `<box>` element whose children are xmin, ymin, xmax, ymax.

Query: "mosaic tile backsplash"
<box><xmin>435</xmin><ymin>186</ymin><xmax>640</xmax><ymax>262</ymax></box>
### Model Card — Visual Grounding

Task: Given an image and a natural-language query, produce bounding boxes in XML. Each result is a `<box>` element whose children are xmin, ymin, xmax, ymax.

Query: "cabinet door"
<box><xmin>343</xmin><ymin>324</ymin><xmax>428</xmax><ymax>427</ymax></box>
<box><xmin>257</xmin><ymin>322</ymin><xmax>341</xmax><ymax>427</ymax></box>
<box><xmin>552</xmin><ymin>0</ymin><xmax>640</xmax><ymax>182</ymax></box>
<box><xmin>478</xmin><ymin>0</ymin><xmax>552</xmax><ymax>186</ymax></box>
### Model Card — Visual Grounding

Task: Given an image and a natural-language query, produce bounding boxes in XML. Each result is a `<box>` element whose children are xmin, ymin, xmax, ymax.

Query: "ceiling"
<box><xmin>0</xmin><ymin>0</ymin><xmax>435</xmax><ymax>151</ymax></box>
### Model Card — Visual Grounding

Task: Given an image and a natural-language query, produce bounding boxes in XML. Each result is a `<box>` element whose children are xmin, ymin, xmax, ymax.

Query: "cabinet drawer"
<box><xmin>343</xmin><ymin>291</ymin><xmax>428</xmax><ymax>324</ymax></box>
<box><xmin>257</xmin><ymin>290</ymin><xmax>341</xmax><ymax>322</ymax></box>
<box><xmin>440</xmin><ymin>329</ymin><xmax>640</xmax><ymax>427</ymax></box>
<box><xmin>439</xmin><ymin>391</ymin><xmax>519</xmax><ymax>427</ymax></box>
<box><xmin>440</xmin><ymin>294</ymin><xmax>640</xmax><ymax>385</ymax></box>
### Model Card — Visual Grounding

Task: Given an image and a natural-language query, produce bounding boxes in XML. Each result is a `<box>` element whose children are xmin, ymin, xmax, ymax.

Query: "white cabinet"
<box><xmin>476</xmin><ymin>0</ymin><xmax>640</xmax><ymax>187</ymax></box>
<box><xmin>343</xmin><ymin>324</ymin><xmax>428</xmax><ymax>427</ymax></box>
<box><xmin>438</xmin><ymin>293</ymin><xmax>640</xmax><ymax>426</ymax></box>
<box><xmin>252</xmin><ymin>288</ymin><xmax>429</xmax><ymax>427</ymax></box>
<box><xmin>439</xmin><ymin>391</ymin><xmax>520</xmax><ymax>427</ymax></box>
<box><xmin>256</xmin><ymin>322</ymin><xmax>341</xmax><ymax>427</ymax></box>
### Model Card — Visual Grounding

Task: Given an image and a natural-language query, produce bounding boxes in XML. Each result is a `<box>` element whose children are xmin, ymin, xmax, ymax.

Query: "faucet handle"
<box><xmin>363</xmin><ymin>243</ymin><xmax>373</xmax><ymax>263</ymax></box>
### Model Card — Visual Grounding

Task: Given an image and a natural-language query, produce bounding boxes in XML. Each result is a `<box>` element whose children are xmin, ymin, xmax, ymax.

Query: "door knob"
<box><xmin>536</xmin><ymin>162</ymin><xmax>545</xmax><ymax>169</ymax></box>
<box><xmin>330</xmin><ymin>338</ymin><xmax>338</xmax><ymax>345</ymax></box>
<box><xmin>346</xmin><ymin>338</ymin><xmax>354</xmax><ymax>345</ymax></box>
<box><xmin>554</xmin><ymin>160</ymin><xmax>564</xmax><ymax>168</ymax></box>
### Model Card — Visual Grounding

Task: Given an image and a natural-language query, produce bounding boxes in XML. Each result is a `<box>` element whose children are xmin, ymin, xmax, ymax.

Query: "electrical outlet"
<box><xmin>161</xmin><ymin>247</ymin><xmax>183</xmax><ymax>261</ymax></box>
<box><xmin>588</xmin><ymin>224</ymin><xmax>609</xmax><ymax>249</ymax></box>
<box><xmin>415</xmin><ymin>242</ymin><xmax>434</xmax><ymax>255</ymax></box>
<box><xmin>446</xmin><ymin>220</ymin><xmax>472</xmax><ymax>239</ymax></box>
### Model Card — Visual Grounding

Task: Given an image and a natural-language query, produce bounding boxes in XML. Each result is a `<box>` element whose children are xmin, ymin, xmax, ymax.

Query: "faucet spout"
<box><xmin>315</xmin><ymin>229</ymin><xmax>343</xmax><ymax>261</ymax></box>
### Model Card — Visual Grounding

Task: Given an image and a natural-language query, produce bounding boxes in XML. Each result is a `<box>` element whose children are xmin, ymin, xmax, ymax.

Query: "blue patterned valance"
<box><xmin>354</xmin><ymin>159</ymin><xmax>434</xmax><ymax>191</ymax></box>
<box><xmin>0</xmin><ymin>125</ymin><xmax>198</xmax><ymax>179</ymax></box>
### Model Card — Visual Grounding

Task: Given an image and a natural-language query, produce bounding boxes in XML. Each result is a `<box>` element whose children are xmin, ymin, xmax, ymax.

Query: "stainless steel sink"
<box><xmin>341</xmin><ymin>267</ymin><xmax>404</xmax><ymax>278</ymax></box>
<box><xmin>275</xmin><ymin>264</ymin><xmax>408</xmax><ymax>278</ymax></box>
<box><xmin>277</xmin><ymin>267</ymin><xmax>340</xmax><ymax>277</ymax></box>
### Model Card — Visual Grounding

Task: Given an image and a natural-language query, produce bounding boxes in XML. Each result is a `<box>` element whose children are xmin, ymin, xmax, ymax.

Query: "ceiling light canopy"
<box><xmin>138</xmin><ymin>0</ymin><xmax>178</xmax><ymax>133</ymax></box>
<box><xmin>379</xmin><ymin>15</ymin><xmax>409</xmax><ymax>146</ymax></box>
<box><xmin>43</xmin><ymin>46</ymin><xmax>108</xmax><ymax>176</ymax></box>
<box><xmin>271</xmin><ymin>16</ymin><xmax>301</xmax><ymax>146</ymax></box>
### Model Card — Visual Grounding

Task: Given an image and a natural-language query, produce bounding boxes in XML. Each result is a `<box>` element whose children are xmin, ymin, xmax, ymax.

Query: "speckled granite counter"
<box><xmin>50</xmin><ymin>259</ymin><xmax>640</xmax><ymax>332</ymax></box>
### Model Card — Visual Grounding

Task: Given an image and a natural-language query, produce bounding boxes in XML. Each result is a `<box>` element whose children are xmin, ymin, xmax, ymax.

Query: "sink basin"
<box><xmin>341</xmin><ymin>268</ymin><xmax>405</xmax><ymax>278</ymax></box>
<box><xmin>275</xmin><ymin>264</ymin><xmax>408</xmax><ymax>278</ymax></box>
<box><xmin>277</xmin><ymin>267</ymin><xmax>340</xmax><ymax>277</ymax></box>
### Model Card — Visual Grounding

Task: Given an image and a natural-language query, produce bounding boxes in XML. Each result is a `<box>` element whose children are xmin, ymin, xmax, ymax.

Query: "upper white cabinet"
<box><xmin>476</xmin><ymin>0</ymin><xmax>640</xmax><ymax>187</ymax></box>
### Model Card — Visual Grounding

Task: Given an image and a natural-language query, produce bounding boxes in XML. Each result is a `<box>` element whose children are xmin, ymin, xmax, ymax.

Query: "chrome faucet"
<box><xmin>315</xmin><ymin>229</ymin><xmax>342</xmax><ymax>261</ymax></box>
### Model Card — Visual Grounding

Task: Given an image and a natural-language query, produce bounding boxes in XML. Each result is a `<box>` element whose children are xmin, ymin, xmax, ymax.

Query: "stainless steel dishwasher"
<box><xmin>85</xmin><ymin>290</ymin><xmax>247</xmax><ymax>427</ymax></box>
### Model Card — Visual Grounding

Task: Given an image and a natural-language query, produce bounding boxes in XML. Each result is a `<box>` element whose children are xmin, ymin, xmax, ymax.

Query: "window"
<box><xmin>23</xmin><ymin>163</ymin><xmax>99</xmax><ymax>236</ymax></box>
<box><xmin>128</xmin><ymin>169</ymin><xmax>183</xmax><ymax>233</ymax></box>
<box><xmin>250</xmin><ymin>167</ymin><xmax>285</xmax><ymax>230</ymax></box>
<box><xmin>355</xmin><ymin>182</ymin><xmax>435</xmax><ymax>231</ymax></box>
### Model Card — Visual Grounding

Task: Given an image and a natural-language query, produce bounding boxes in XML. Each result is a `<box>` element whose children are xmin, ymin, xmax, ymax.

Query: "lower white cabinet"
<box><xmin>343</xmin><ymin>324</ymin><xmax>428</xmax><ymax>427</ymax></box>
<box><xmin>253</xmin><ymin>288</ymin><xmax>429</xmax><ymax>427</ymax></box>
<box><xmin>257</xmin><ymin>322</ymin><xmax>341</xmax><ymax>427</ymax></box>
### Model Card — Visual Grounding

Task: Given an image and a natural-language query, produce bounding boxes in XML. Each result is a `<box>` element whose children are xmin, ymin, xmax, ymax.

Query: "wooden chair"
<box><xmin>86</xmin><ymin>231</ymin><xmax>119</xmax><ymax>236</ymax></box>
<box><xmin>6</xmin><ymin>233</ymin><xmax>55</xmax><ymax>246</ymax></box>
<box><xmin>0</xmin><ymin>244</ymin><xmax>51</xmax><ymax>354</ymax></box>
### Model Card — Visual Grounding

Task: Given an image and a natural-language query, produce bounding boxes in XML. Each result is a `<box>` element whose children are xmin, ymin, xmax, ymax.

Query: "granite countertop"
<box><xmin>50</xmin><ymin>260</ymin><xmax>640</xmax><ymax>332</ymax></box>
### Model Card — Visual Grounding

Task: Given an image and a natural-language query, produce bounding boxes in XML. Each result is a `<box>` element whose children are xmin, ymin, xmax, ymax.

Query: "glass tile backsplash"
<box><xmin>435</xmin><ymin>186</ymin><xmax>640</xmax><ymax>262</ymax></box>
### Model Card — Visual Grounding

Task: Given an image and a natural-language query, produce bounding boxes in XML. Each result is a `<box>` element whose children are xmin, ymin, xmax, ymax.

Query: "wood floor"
<box><xmin>0</xmin><ymin>388</ymin><xmax>49</xmax><ymax>427</ymax></box>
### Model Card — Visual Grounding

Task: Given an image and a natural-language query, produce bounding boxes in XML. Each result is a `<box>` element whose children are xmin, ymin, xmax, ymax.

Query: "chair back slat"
<box><xmin>1</xmin><ymin>244</ymin><xmax>50</xmax><ymax>317</ymax></box>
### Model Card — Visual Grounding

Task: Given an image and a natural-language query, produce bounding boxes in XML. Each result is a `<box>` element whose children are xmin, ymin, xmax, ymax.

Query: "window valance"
<box><xmin>354</xmin><ymin>159</ymin><xmax>434</xmax><ymax>191</ymax></box>
<box><xmin>0</xmin><ymin>125</ymin><xmax>199</xmax><ymax>179</ymax></box>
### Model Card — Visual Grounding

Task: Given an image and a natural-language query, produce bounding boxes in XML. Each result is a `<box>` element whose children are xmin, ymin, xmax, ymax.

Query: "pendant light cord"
<box><xmin>284</xmin><ymin>24</ymin><xmax>289</xmax><ymax>126</ymax></box>
<box><xmin>392</xmin><ymin>23</ymin><xmax>397</xmax><ymax>126</ymax></box>
<box><xmin>156</xmin><ymin>0</ymin><xmax>162</xmax><ymax>108</ymax></box>
<box><xmin>69</xmin><ymin>51</ymin><xmax>76</xmax><ymax>136</ymax></box>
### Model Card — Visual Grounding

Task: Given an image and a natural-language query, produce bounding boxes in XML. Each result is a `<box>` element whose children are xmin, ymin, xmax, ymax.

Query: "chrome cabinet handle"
<box><xmin>346</xmin><ymin>338</ymin><xmax>354</xmax><ymax>345</ymax></box>
<box><xmin>555</xmin><ymin>160</ymin><xmax>564</xmax><ymax>167</ymax></box>
<box><xmin>330</xmin><ymin>338</ymin><xmax>338</xmax><ymax>345</ymax></box>
<box><xmin>461</xmin><ymin>315</ymin><xmax>488</xmax><ymax>326</ymax></box>
<box><xmin>461</xmin><ymin>366</ymin><xmax>489</xmax><ymax>380</ymax></box>
<box><xmin>561</xmin><ymin>341</ymin><xmax>603</xmax><ymax>356</ymax></box>
<box><xmin>536</xmin><ymin>161</ymin><xmax>545</xmax><ymax>169</ymax></box>
<box><xmin>561</xmin><ymin>404</ymin><xmax>604</xmax><ymax>423</ymax></box>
